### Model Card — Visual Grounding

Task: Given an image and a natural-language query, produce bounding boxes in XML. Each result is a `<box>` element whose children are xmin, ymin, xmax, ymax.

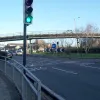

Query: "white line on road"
<box><xmin>52</xmin><ymin>67</ymin><xmax>78</xmax><ymax>75</ymax></box>
<box><xmin>86</xmin><ymin>66</ymin><xmax>100</xmax><ymax>69</ymax></box>
<box><xmin>80</xmin><ymin>63</ymin><xmax>100</xmax><ymax>70</ymax></box>
<box><xmin>28</xmin><ymin>68</ymin><xmax>36</xmax><ymax>71</ymax></box>
<box><xmin>63</xmin><ymin>61</ymin><xmax>77</xmax><ymax>64</ymax></box>
<box><xmin>30</xmin><ymin>64</ymin><xmax>35</xmax><ymax>66</ymax></box>
<box><xmin>28</xmin><ymin>67</ymin><xmax>47</xmax><ymax>72</ymax></box>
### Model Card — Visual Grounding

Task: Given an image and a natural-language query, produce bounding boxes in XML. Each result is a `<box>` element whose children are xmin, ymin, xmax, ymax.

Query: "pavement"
<box><xmin>0</xmin><ymin>71</ymin><xmax>21</xmax><ymax>100</ymax></box>
<box><xmin>13</xmin><ymin>55</ymin><xmax>100</xmax><ymax>100</ymax></box>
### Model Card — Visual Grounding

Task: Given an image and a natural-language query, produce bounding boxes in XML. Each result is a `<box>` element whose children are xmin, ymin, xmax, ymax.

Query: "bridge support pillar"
<box><xmin>30</xmin><ymin>39</ymin><xmax>33</xmax><ymax>54</ymax></box>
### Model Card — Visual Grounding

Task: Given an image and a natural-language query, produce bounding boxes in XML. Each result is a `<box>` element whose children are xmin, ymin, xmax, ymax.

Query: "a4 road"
<box><xmin>13</xmin><ymin>55</ymin><xmax>100</xmax><ymax>100</ymax></box>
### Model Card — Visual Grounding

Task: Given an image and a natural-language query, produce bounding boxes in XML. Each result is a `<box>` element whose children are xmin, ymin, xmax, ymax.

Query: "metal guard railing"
<box><xmin>0</xmin><ymin>56</ymin><xmax>65</xmax><ymax>100</ymax></box>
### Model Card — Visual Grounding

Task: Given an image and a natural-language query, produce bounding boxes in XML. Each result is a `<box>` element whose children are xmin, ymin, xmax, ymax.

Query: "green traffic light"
<box><xmin>26</xmin><ymin>16</ymin><xmax>33</xmax><ymax>23</ymax></box>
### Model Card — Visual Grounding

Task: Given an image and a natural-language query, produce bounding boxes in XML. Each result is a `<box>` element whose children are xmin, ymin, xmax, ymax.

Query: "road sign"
<box><xmin>52</xmin><ymin>44</ymin><xmax>56</xmax><ymax>48</ymax></box>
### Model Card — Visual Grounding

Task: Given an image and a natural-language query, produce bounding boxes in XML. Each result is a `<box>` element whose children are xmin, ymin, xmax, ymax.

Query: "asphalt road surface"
<box><xmin>13</xmin><ymin>55</ymin><xmax>100</xmax><ymax>100</ymax></box>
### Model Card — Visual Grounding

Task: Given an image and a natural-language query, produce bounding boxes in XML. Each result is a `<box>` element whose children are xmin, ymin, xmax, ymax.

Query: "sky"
<box><xmin>0</xmin><ymin>0</ymin><xmax>100</xmax><ymax>45</ymax></box>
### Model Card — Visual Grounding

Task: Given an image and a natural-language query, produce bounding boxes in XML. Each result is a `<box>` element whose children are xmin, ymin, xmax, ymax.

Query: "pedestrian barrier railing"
<box><xmin>0</xmin><ymin>56</ymin><xmax>66</xmax><ymax>100</ymax></box>
<box><xmin>0</xmin><ymin>56</ymin><xmax>41</xmax><ymax>100</ymax></box>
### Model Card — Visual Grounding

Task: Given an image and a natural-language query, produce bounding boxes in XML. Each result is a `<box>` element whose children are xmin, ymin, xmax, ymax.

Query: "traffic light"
<box><xmin>25</xmin><ymin>0</ymin><xmax>33</xmax><ymax>25</ymax></box>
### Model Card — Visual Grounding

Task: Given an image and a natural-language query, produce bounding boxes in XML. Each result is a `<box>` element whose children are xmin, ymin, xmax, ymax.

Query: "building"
<box><xmin>5</xmin><ymin>43</ymin><xmax>24</xmax><ymax>51</ymax></box>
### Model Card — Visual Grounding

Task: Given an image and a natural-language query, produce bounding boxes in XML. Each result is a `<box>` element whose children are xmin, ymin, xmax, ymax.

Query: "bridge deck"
<box><xmin>0</xmin><ymin>32</ymin><xmax>100</xmax><ymax>42</ymax></box>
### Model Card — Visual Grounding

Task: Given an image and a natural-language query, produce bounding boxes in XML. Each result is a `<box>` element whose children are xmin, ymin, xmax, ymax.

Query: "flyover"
<box><xmin>0</xmin><ymin>31</ymin><xmax>100</xmax><ymax>42</ymax></box>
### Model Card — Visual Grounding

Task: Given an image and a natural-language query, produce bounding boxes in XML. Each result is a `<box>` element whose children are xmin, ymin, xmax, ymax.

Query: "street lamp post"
<box><xmin>74</xmin><ymin>17</ymin><xmax>80</xmax><ymax>55</ymax></box>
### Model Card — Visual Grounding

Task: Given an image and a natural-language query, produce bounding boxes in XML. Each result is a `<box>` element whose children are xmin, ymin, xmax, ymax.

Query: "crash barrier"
<box><xmin>0</xmin><ymin>56</ymin><xmax>65</xmax><ymax>100</ymax></box>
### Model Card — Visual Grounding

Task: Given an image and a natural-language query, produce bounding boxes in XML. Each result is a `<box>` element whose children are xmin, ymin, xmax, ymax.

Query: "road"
<box><xmin>13</xmin><ymin>55</ymin><xmax>100</xmax><ymax>100</ymax></box>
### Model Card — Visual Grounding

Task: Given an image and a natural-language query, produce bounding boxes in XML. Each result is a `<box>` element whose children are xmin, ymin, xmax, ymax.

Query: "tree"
<box><xmin>36</xmin><ymin>40</ymin><xmax>46</xmax><ymax>48</ymax></box>
<box><xmin>64</xmin><ymin>38</ymin><xmax>73</xmax><ymax>48</ymax></box>
<box><xmin>59</xmin><ymin>39</ymin><xmax>64</xmax><ymax>47</ymax></box>
<box><xmin>34</xmin><ymin>39</ymin><xmax>39</xmax><ymax>51</ymax></box>
<box><xmin>79</xmin><ymin>24</ymin><xmax>99</xmax><ymax>53</ymax></box>
<box><xmin>75</xmin><ymin>27</ymin><xmax>84</xmax><ymax>54</ymax></box>
<box><xmin>64</xmin><ymin>38</ymin><xmax>73</xmax><ymax>55</ymax></box>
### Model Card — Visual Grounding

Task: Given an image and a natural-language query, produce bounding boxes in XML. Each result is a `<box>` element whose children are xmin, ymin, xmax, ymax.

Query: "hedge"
<box><xmin>64</xmin><ymin>47</ymin><xmax>100</xmax><ymax>53</ymax></box>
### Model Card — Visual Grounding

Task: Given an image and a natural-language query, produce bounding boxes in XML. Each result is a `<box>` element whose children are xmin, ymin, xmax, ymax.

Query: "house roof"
<box><xmin>7</xmin><ymin>43</ymin><xmax>22</xmax><ymax>46</ymax></box>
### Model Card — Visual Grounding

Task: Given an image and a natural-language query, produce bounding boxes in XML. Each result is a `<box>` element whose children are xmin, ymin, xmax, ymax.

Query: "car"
<box><xmin>0</xmin><ymin>51</ymin><xmax>13</xmax><ymax>60</ymax></box>
<box><xmin>7</xmin><ymin>51</ymin><xmax>13</xmax><ymax>58</ymax></box>
<box><xmin>16</xmin><ymin>50</ymin><xmax>23</xmax><ymax>55</ymax></box>
<box><xmin>0</xmin><ymin>51</ymin><xmax>7</xmax><ymax>59</ymax></box>
<box><xmin>17</xmin><ymin>51</ymin><xmax>23</xmax><ymax>55</ymax></box>
<box><xmin>8</xmin><ymin>50</ymin><xmax>17</xmax><ymax>56</ymax></box>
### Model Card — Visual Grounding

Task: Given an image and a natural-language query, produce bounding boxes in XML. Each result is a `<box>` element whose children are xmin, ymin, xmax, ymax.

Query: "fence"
<box><xmin>0</xmin><ymin>56</ymin><xmax>66</xmax><ymax>100</ymax></box>
<box><xmin>0</xmin><ymin>56</ymin><xmax>41</xmax><ymax>100</ymax></box>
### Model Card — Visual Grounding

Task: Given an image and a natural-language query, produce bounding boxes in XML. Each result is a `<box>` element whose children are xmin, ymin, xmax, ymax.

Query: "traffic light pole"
<box><xmin>23</xmin><ymin>0</ymin><xmax>33</xmax><ymax>67</ymax></box>
<box><xmin>23</xmin><ymin>23</ymin><xmax>27</xmax><ymax>66</ymax></box>
<box><xmin>23</xmin><ymin>0</ymin><xmax>27</xmax><ymax>67</ymax></box>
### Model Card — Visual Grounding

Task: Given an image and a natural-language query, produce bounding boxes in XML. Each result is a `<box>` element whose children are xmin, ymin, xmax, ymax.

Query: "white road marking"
<box><xmin>85</xmin><ymin>63</ymin><xmax>95</xmax><ymax>64</ymax></box>
<box><xmin>35</xmin><ymin>68</ymin><xmax>41</xmax><ymax>70</ymax></box>
<box><xmin>30</xmin><ymin>64</ymin><xmax>35</xmax><ymax>66</ymax></box>
<box><xmin>80</xmin><ymin>63</ymin><xmax>100</xmax><ymax>70</ymax></box>
<box><xmin>63</xmin><ymin>61</ymin><xmax>77</xmax><ymax>64</ymax></box>
<box><xmin>28</xmin><ymin>68</ymin><xmax>36</xmax><ymax>71</ymax></box>
<box><xmin>28</xmin><ymin>67</ymin><xmax>47</xmax><ymax>72</ymax></box>
<box><xmin>85</xmin><ymin>66</ymin><xmax>100</xmax><ymax>69</ymax></box>
<box><xmin>52</xmin><ymin>67</ymin><xmax>78</xmax><ymax>75</ymax></box>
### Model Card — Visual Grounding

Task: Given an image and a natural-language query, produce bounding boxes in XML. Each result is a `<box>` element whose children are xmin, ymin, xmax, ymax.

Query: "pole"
<box><xmin>74</xmin><ymin>18</ymin><xmax>76</xmax><ymax>33</ymax></box>
<box><xmin>23</xmin><ymin>24</ymin><xmax>27</xmax><ymax>66</ymax></box>
<box><xmin>74</xmin><ymin>18</ymin><xmax>78</xmax><ymax>54</ymax></box>
<box><xmin>30</xmin><ymin>39</ymin><xmax>33</xmax><ymax>54</ymax></box>
<box><xmin>23</xmin><ymin>0</ymin><xmax>27</xmax><ymax>67</ymax></box>
<box><xmin>77</xmin><ymin>38</ymin><xmax>79</xmax><ymax>55</ymax></box>
<box><xmin>74</xmin><ymin>17</ymin><xmax>80</xmax><ymax>55</ymax></box>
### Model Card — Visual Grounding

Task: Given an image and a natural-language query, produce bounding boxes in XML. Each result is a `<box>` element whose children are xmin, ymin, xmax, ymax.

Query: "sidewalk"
<box><xmin>0</xmin><ymin>71</ymin><xmax>22</xmax><ymax>100</ymax></box>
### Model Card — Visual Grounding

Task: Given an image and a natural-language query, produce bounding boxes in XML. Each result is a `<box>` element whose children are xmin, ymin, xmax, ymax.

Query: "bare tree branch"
<box><xmin>64</xmin><ymin>38</ymin><xmax>73</xmax><ymax>47</ymax></box>
<box><xmin>80</xmin><ymin>24</ymin><xmax>99</xmax><ymax>53</ymax></box>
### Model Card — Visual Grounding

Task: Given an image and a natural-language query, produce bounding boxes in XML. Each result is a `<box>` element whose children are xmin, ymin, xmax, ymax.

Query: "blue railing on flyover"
<box><xmin>0</xmin><ymin>56</ymin><xmax>66</xmax><ymax>100</ymax></box>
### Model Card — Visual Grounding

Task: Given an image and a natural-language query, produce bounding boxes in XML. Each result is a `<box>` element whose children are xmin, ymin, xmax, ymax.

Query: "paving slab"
<box><xmin>0</xmin><ymin>71</ymin><xmax>22</xmax><ymax>100</ymax></box>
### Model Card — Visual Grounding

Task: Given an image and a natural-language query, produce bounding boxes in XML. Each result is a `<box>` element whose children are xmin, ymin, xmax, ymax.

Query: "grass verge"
<box><xmin>33</xmin><ymin>52</ymin><xmax>100</xmax><ymax>59</ymax></box>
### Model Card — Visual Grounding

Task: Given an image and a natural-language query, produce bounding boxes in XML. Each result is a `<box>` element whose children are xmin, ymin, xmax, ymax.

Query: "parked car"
<box><xmin>0</xmin><ymin>51</ymin><xmax>12</xmax><ymax>59</ymax></box>
<box><xmin>12</xmin><ymin>51</ymin><xmax>17</xmax><ymax>56</ymax></box>
<box><xmin>7</xmin><ymin>51</ymin><xmax>13</xmax><ymax>58</ymax></box>
<box><xmin>0</xmin><ymin>51</ymin><xmax>7</xmax><ymax>59</ymax></box>
<box><xmin>16</xmin><ymin>49</ymin><xmax>23</xmax><ymax>55</ymax></box>
<box><xmin>8</xmin><ymin>50</ymin><xmax>17</xmax><ymax>56</ymax></box>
